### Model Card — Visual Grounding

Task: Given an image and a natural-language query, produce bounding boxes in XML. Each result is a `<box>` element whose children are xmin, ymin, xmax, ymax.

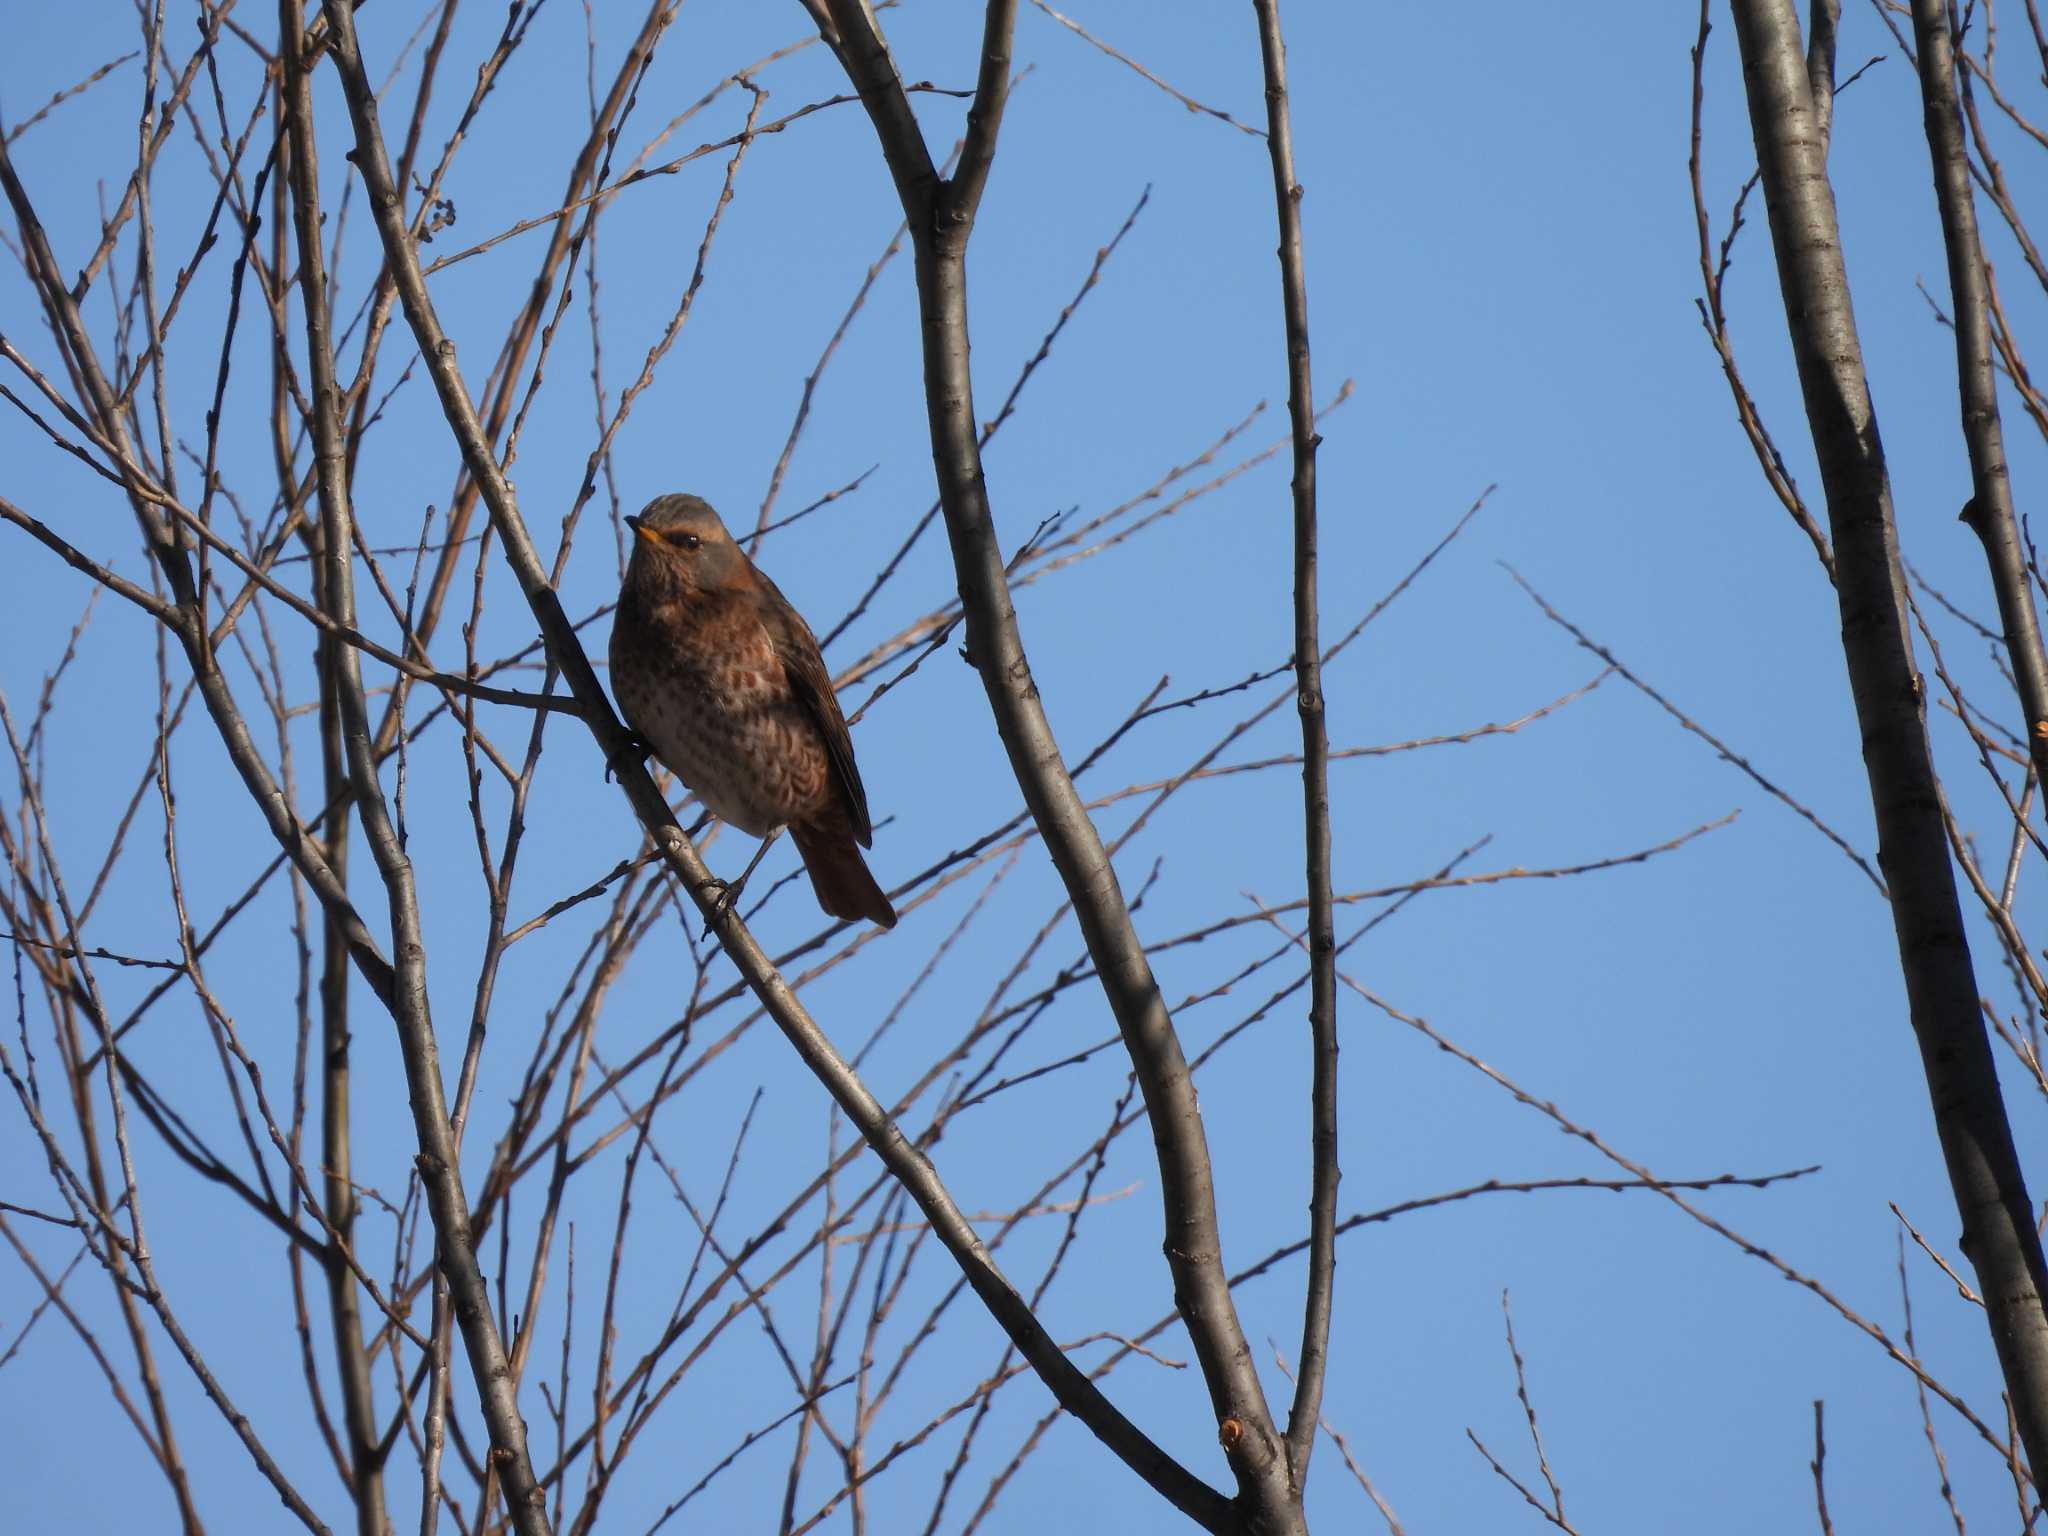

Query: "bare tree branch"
<box><xmin>1249</xmin><ymin>0</ymin><xmax>1337</xmax><ymax>1487</ymax></box>
<box><xmin>1911</xmin><ymin>0</ymin><xmax>2048</xmax><ymax>792</ymax></box>
<box><xmin>810</xmin><ymin>0</ymin><xmax>1289</xmax><ymax>1524</ymax></box>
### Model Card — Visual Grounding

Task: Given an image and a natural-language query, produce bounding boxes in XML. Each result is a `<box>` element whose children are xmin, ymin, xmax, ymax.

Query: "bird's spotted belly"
<box><xmin>615</xmin><ymin>638</ymin><xmax>830</xmax><ymax>837</ymax></box>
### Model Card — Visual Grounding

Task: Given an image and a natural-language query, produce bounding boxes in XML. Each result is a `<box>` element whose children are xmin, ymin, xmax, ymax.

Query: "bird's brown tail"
<box><xmin>792</xmin><ymin>823</ymin><xmax>897</xmax><ymax>929</ymax></box>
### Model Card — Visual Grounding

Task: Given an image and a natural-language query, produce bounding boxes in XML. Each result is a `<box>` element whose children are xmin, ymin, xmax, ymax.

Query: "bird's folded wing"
<box><xmin>761</xmin><ymin>582</ymin><xmax>874</xmax><ymax>847</ymax></box>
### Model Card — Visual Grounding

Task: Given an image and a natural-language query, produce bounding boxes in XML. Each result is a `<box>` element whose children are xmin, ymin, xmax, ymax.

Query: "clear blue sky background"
<box><xmin>5</xmin><ymin>2</ymin><xmax>2047</xmax><ymax>1532</ymax></box>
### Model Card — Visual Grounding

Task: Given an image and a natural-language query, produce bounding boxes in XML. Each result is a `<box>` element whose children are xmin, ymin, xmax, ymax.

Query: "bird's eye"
<box><xmin>679</xmin><ymin>533</ymin><xmax>702</xmax><ymax>552</ymax></box>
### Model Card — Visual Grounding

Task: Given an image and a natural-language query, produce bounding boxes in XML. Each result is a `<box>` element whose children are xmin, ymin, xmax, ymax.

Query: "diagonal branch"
<box><xmin>318</xmin><ymin>3</ymin><xmax>1230</xmax><ymax>1530</ymax></box>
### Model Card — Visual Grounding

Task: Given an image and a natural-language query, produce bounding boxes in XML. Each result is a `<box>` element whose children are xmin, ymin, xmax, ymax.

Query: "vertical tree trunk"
<box><xmin>1730</xmin><ymin>0</ymin><xmax>2048</xmax><ymax>1483</ymax></box>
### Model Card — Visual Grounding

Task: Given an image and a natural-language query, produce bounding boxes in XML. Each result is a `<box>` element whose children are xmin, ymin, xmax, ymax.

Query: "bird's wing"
<box><xmin>758</xmin><ymin>573</ymin><xmax>874</xmax><ymax>847</ymax></box>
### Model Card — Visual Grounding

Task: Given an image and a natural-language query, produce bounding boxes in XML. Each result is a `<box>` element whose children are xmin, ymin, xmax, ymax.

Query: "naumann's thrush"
<box><xmin>610</xmin><ymin>493</ymin><xmax>897</xmax><ymax>929</ymax></box>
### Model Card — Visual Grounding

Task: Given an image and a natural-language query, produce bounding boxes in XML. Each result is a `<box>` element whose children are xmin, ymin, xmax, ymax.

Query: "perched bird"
<box><xmin>610</xmin><ymin>493</ymin><xmax>897</xmax><ymax>929</ymax></box>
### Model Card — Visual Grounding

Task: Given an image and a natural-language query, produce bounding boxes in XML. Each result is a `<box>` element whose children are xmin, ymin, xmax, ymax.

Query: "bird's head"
<box><xmin>624</xmin><ymin>494</ymin><xmax>746</xmax><ymax>596</ymax></box>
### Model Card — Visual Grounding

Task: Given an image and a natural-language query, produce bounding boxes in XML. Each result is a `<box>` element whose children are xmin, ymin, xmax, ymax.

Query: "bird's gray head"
<box><xmin>623</xmin><ymin>494</ymin><xmax>745</xmax><ymax>594</ymax></box>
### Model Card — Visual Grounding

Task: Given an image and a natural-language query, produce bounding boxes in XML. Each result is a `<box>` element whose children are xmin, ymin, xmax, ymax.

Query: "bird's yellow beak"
<box><xmin>626</xmin><ymin>515</ymin><xmax>662</xmax><ymax>547</ymax></box>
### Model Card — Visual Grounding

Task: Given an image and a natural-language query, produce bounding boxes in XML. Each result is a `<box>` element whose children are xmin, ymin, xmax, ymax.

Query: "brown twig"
<box><xmin>1811</xmin><ymin>1399</ymin><xmax>1835</xmax><ymax>1536</ymax></box>
<box><xmin>3</xmin><ymin>50</ymin><xmax>141</xmax><ymax>145</ymax></box>
<box><xmin>1508</xmin><ymin>565</ymin><xmax>1885</xmax><ymax>893</ymax></box>
<box><xmin>1893</xmin><ymin>1200</ymin><xmax>1985</xmax><ymax>1304</ymax></box>
<box><xmin>1028</xmin><ymin>1</ymin><xmax>1264</xmax><ymax>137</ymax></box>
<box><xmin>1897</xmin><ymin>1236</ymin><xmax>1971</xmax><ymax>1534</ymax></box>
<box><xmin>1689</xmin><ymin>2</ymin><xmax>1836</xmax><ymax>580</ymax></box>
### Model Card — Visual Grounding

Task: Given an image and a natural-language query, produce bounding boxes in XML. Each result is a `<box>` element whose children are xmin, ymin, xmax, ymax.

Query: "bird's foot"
<box><xmin>694</xmin><ymin>834</ymin><xmax>778</xmax><ymax>939</ymax></box>
<box><xmin>605</xmin><ymin>731</ymin><xmax>653</xmax><ymax>783</ymax></box>
<box><xmin>696</xmin><ymin>875</ymin><xmax>743</xmax><ymax>939</ymax></box>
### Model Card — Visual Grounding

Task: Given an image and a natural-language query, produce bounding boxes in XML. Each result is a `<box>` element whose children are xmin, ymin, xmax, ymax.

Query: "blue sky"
<box><xmin>4</xmin><ymin>2</ymin><xmax>2047</xmax><ymax>1532</ymax></box>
